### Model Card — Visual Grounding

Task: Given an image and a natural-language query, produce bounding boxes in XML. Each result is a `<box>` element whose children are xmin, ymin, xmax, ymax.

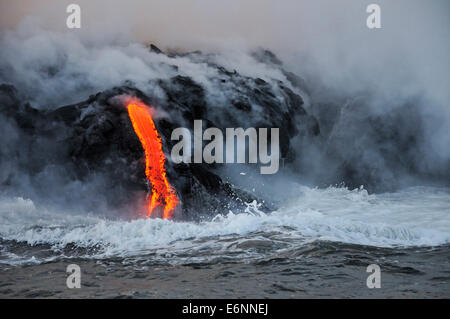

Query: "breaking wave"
<box><xmin>1</xmin><ymin>185</ymin><xmax>449</xmax><ymax>265</ymax></box>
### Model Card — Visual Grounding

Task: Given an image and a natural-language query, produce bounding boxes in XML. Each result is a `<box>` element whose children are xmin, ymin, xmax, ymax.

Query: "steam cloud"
<box><xmin>0</xmin><ymin>0</ymin><xmax>449</xmax><ymax>215</ymax></box>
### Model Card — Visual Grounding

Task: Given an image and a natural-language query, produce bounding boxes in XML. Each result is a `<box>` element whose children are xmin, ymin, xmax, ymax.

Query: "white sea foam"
<box><xmin>0</xmin><ymin>186</ymin><xmax>449</xmax><ymax>265</ymax></box>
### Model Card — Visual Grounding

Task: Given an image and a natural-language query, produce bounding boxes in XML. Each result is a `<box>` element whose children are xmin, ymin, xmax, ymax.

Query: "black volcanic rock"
<box><xmin>51</xmin><ymin>86</ymin><xmax>261</xmax><ymax>220</ymax></box>
<box><xmin>0</xmin><ymin>62</ymin><xmax>318</xmax><ymax>220</ymax></box>
<box><xmin>51</xmin><ymin>77</ymin><xmax>316</xmax><ymax>220</ymax></box>
<box><xmin>1</xmin><ymin>47</ymin><xmax>447</xmax><ymax>215</ymax></box>
<box><xmin>148</xmin><ymin>44</ymin><xmax>163</xmax><ymax>54</ymax></box>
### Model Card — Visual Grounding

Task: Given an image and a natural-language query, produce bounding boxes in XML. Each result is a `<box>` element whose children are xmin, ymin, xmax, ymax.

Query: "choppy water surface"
<box><xmin>0</xmin><ymin>186</ymin><xmax>449</xmax><ymax>297</ymax></box>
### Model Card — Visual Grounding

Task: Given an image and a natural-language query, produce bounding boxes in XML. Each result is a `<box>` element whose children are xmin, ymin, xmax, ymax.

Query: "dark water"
<box><xmin>1</xmin><ymin>186</ymin><xmax>449</xmax><ymax>298</ymax></box>
<box><xmin>0</xmin><ymin>240</ymin><xmax>448</xmax><ymax>298</ymax></box>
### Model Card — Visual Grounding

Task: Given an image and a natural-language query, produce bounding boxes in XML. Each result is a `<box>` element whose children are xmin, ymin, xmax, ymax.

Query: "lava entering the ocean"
<box><xmin>126</xmin><ymin>98</ymin><xmax>179</xmax><ymax>219</ymax></box>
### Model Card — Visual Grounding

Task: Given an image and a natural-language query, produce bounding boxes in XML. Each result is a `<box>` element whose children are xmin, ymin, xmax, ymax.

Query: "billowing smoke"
<box><xmin>0</xmin><ymin>0</ymin><xmax>449</xmax><ymax>217</ymax></box>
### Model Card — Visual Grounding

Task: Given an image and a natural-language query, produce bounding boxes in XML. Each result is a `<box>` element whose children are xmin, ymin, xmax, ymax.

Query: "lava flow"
<box><xmin>126</xmin><ymin>98</ymin><xmax>179</xmax><ymax>219</ymax></box>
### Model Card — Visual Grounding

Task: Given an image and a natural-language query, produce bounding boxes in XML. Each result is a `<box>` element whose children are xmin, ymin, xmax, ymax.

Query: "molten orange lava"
<box><xmin>126</xmin><ymin>99</ymin><xmax>178</xmax><ymax>219</ymax></box>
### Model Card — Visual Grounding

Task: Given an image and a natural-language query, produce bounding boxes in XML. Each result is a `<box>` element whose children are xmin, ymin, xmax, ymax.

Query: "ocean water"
<box><xmin>0</xmin><ymin>185</ymin><xmax>449</xmax><ymax>266</ymax></box>
<box><xmin>0</xmin><ymin>185</ymin><xmax>449</xmax><ymax>298</ymax></box>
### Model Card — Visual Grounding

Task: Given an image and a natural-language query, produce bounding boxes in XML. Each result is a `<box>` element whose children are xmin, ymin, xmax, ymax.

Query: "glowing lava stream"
<box><xmin>126</xmin><ymin>99</ymin><xmax>179</xmax><ymax>219</ymax></box>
